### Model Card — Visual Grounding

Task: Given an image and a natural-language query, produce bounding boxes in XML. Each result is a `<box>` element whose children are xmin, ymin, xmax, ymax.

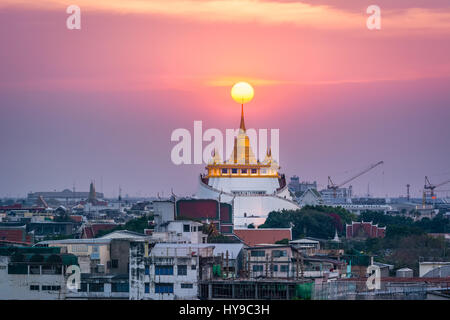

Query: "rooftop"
<box><xmin>234</xmin><ymin>228</ymin><xmax>292</xmax><ymax>247</ymax></box>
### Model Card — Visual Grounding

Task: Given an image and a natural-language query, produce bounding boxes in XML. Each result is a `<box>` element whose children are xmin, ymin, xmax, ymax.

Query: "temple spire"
<box><xmin>239</xmin><ymin>104</ymin><xmax>246</xmax><ymax>131</ymax></box>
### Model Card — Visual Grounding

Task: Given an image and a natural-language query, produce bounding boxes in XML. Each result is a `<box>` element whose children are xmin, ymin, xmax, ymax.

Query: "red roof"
<box><xmin>69</xmin><ymin>215</ymin><xmax>83</xmax><ymax>223</ymax></box>
<box><xmin>0</xmin><ymin>227</ymin><xmax>27</xmax><ymax>243</ymax></box>
<box><xmin>233</xmin><ymin>228</ymin><xmax>292</xmax><ymax>247</ymax></box>
<box><xmin>81</xmin><ymin>223</ymin><xmax>117</xmax><ymax>238</ymax></box>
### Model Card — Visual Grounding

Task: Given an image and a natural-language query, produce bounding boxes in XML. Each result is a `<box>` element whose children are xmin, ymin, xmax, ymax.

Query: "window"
<box><xmin>251</xmin><ymin>169</ymin><xmax>258</xmax><ymax>174</ymax></box>
<box><xmin>155</xmin><ymin>265</ymin><xmax>173</xmax><ymax>275</ymax></box>
<box><xmin>241</xmin><ymin>169</ymin><xmax>247</xmax><ymax>174</ymax></box>
<box><xmin>273</xmin><ymin>265</ymin><xmax>278</xmax><ymax>272</ymax></box>
<box><xmin>191</xmin><ymin>265</ymin><xmax>196</xmax><ymax>270</ymax></box>
<box><xmin>273</xmin><ymin>250</ymin><xmax>287</xmax><ymax>258</ymax></box>
<box><xmin>181</xmin><ymin>283</ymin><xmax>193</xmax><ymax>289</ymax></box>
<box><xmin>89</xmin><ymin>283</ymin><xmax>104</xmax><ymax>292</ymax></box>
<box><xmin>145</xmin><ymin>265</ymin><xmax>150</xmax><ymax>275</ymax></box>
<box><xmin>155</xmin><ymin>283</ymin><xmax>174</xmax><ymax>294</ymax></box>
<box><xmin>251</xmin><ymin>250</ymin><xmax>265</xmax><ymax>257</ymax></box>
<box><xmin>42</xmin><ymin>285</ymin><xmax>61</xmax><ymax>291</ymax></box>
<box><xmin>231</xmin><ymin>168</ymin><xmax>238</xmax><ymax>174</ymax></box>
<box><xmin>78</xmin><ymin>282</ymin><xmax>87</xmax><ymax>292</ymax></box>
<box><xmin>183</xmin><ymin>224</ymin><xmax>190</xmax><ymax>232</ymax></box>
<box><xmin>177</xmin><ymin>265</ymin><xmax>187</xmax><ymax>276</ymax></box>
<box><xmin>111</xmin><ymin>259</ymin><xmax>119</xmax><ymax>269</ymax></box>
<box><xmin>30</xmin><ymin>285</ymin><xmax>39</xmax><ymax>291</ymax></box>
<box><xmin>252</xmin><ymin>265</ymin><xmax>263</xmax><ymax>272</ymax></box>
<box><xmin>72</xmin><ymin>244</ymin><xmax>88</xmax><ymax>253</ymax></box>
<box><xmin>280</xmin><ymin>265</ymin><xmax>289</xmax><ymax>273</ymax></box>
<box><xmin>145</xmin><ymin>283</ymin><xmax>150</xmax><ymax>294</ymax></box>
<box><xmin>222</xmin><ymin>169</ymin><xmax>228</xmax><ymax>174</ymax></box>
<box><xmin>112</xmin><ymin>282</ymin><xmax>129</xmax><ymax>293</ymax></box>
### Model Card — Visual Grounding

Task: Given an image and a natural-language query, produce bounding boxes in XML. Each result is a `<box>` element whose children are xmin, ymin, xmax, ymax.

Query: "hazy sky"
<box><xmin>1</xmin><ymin>0</ymin><xmax>450</xmax><ymax>198</ymax></box>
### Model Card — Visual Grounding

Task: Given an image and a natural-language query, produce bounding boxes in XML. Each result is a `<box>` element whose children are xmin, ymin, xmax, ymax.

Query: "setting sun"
<box><xmin>231</xmin><ymin>81</ymin><xmax>254</xmax><ymax>104</ymax></box>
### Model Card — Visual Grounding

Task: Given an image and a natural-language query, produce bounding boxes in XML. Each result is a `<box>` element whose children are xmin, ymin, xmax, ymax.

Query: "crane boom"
<box><xmin>336</xmin><ymin>161</ymin><xmax>384</xmax><ymax>188</ymax></box>
<box><xmin>435</xmin><ymin>179</ymin><xmax>450</xmax><ymax>189</ymax></box>
<box><xmin>327</xmin><ymin>161</ymin><xmax>384</xmax><ymax>198</ymax></box>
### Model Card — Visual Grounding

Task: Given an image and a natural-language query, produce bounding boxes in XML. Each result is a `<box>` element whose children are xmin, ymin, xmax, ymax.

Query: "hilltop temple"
<box><xmin>195</xmin><ymin>105</ymin><xmax>300</xmax><ymax>228</ymax></box>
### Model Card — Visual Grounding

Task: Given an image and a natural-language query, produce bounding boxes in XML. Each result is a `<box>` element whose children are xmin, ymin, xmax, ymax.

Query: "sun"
<box><xmin>231</xmin><ymin>82</ymin><xmax>254</xmax><ymax>104</ymax></box>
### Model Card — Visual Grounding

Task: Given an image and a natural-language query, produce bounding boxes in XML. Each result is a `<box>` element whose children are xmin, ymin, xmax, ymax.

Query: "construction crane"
<box><xmin>422</xmin><ymin>176</ymin><xmax>450</xmax><ymax>206</ymax></box>
<box><xmin>327</xmin><ymin>161</ymin><xmax>384</xmax><ymax>198</ymax></box>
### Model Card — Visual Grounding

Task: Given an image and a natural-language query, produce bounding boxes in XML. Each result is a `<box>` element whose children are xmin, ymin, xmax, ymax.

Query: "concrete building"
<box><xmin>38</xmin><ymin>231</ymin><xmax>149</xmax><ymax>275</ymax></box>
<box><xmin>245</xmin><ymin>245</ymin><xmax>299</xmax><ymax>279</ymax></box>
<box><xmin>289</xmin><ymin>239</ymin><xmax>321</xmax><ymax>256</ymax></box>
<box><xmin>288</xmin><ymin>176</ymin><xmax>317</xmax><ymax>194</ymax></box>
<box><xmin>320</xmin><ymin>187</ymin><xmax>352</xmax><ymax>204</ymax></box>
<box><xmin>0</xmin><ymin>246</ymin><xmax>78</xmax><ymax>300</ymax></box>
<box><xmin>420</xmin><ymin>261</ymin><xmax>450</xmax><ymax>277</ymax></box>
<box><xmin>68</xmin><ymin>274</ymin><xmax>129</xmax><ymax>300</ymax></box>
<box><xmin>151</xmin><ymin>220</ymin><xmax>208</xmax><ymax>244</ymax></box>
<box><xmin>129</xmin><ymin>241</ymin><xmax>216</xmax><ymax>300</ymax></box>
<box><xmin>153</xmin><ymin>200</ymin><xmax>175</xmax><ymax>226</ymax></box>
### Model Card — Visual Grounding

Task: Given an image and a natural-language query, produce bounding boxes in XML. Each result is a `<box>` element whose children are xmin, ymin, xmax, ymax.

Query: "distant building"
<box><xmin>0</xmin><ymin>225</ymin><xmax>33</xmax><ymax>244</ymax></box>
<box><xmin>27</xmin><ymin>188</ymin><xmax>104</xmax><ymax>203</ymax></box>
<box><xmin>27</xmin><ymin>221</ymin><xmax>76</xmax><ymax>241</ymax></box>
<box><xmin>288</xmin><ymin>176</ymin><xmax>317</xmax><ymax>194</ymax></box>
<box><xmin>320</xmin><ymin>186</ymin><xmax>352</xmax><ymax>204</ymax></box>
<box><xmin>297</xmin><ymin>188</ymin><xmax>323</xmax><ymax>206</ymax></box>
<box><xmin>345</xmin><ymin>221</ymin><xmax>386</xmax><ymax>239</ymax></box>
<box><xmin>81</xmin><ymin>223</ymin><xmax>118</xmax><ymax>239</ymax></box>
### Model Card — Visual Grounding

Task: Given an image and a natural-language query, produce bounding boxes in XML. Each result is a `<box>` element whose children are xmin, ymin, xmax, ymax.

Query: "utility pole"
<box><xmin>225</xmin><ymin>250</ymin><xmax>229</xmax><ymax>278</ymax></box>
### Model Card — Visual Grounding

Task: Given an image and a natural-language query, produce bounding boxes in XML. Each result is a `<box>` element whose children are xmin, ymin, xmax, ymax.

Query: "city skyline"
<box><xmin>1</xmin><ymin>1</ymin><xmax>450</xmax><ymax>198</ymax></box>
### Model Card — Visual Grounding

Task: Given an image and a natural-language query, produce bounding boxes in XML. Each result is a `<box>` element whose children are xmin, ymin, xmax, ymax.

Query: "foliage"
<box><xmin>208</xmin><ymin>233</ymin><xmax>240</xmax><ymax>243</ymax></box>
<box><xmin>259</xmin><ymin>206</ymin><xmax>356</xmax><ymax>239</ymax></box>
<box><xmin>275</xmin><ymin>238</ymin><xmax>289</xmax><ymax>245</ymax></box>
<box><xmin>358</xmin><ymin>211</ymin><xmax>450</xmax><ymax>236</ymax></box>
<box><xmin>95</xmin><ymin>216</ymin><xmax>150</xmax><ymax>238</ymax></box>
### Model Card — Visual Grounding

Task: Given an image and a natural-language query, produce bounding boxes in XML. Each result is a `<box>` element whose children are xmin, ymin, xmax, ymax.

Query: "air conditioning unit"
<box><xmin>97</xmin><ymin>264</ymin><xmax>105</xmax><ymax>273</ymax></box>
